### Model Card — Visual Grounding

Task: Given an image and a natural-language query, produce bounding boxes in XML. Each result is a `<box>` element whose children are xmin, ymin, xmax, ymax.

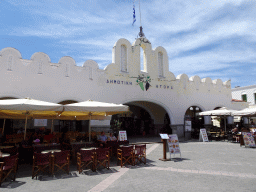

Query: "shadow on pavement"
<box><xmin>0</xmin><ymin>181</ymin><xmax>26</xmax><ymax>188</ymax></box>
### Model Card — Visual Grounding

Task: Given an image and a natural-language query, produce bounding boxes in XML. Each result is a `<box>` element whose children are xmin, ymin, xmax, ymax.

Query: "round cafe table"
<box><xmin>80</xmin><ymin>147</ymin><xmax>97</xmax><ymax>150</ymax></box>
<box><xmin>0</xmin><ymin>153</ymin><xmax>10</xmax><ymax>158</ymax></box>
<box><xmin>41</xmin><ymin>149</ymin><xmax>61</xmax><ymax>154</ymax></box>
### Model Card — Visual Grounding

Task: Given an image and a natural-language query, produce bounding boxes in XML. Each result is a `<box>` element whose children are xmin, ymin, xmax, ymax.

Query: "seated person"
<box><xmin>108</xmin><ymin>133</ymin><xmax>117</xmax><ymax>141</ymax></box>
<box><xmin>98</xmin><ymin>131</ymin><xmax>107</xmax><ymax>147</ymax></box>
<box><xmin>17</xmin><ymin>127</ymin><xmax>24</xmax><ymax>134</ymax></box>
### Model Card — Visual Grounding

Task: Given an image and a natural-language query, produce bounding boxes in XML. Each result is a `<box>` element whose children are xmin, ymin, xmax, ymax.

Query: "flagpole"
<box><xmin>139</xmin><ymin>0</ymin><xmax>142</xmax><ymax>26</ymax></box>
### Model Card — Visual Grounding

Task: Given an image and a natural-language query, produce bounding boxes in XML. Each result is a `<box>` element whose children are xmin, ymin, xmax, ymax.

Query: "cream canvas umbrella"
<box><xmin>232</xmin><ymin>108</ymin><xmax>256</xmax><ymax>116</ymax></box>
<box><xmin>63</xmin><ymin>100</ymin><xmax>129</xmax><ymax>142</ymax></box>
<box><xmin>0</xmin><ymin>98</ymin><xmax>64</xmax><ymax>138</ymax></box>
<box><xmin>232</xmin><ymin>108</ymin><xmax>256</xmax><ymax>127</ymax></box>
<box><xmin>199</xmin><ymin>107</ymin><xmax>237</xmax><ymax>132</ymax></box>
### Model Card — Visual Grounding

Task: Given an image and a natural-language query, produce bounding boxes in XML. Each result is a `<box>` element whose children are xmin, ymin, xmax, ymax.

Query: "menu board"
<box><xmin>242</xmin><ymin>132</ymin><xmax>256</xmax><ymax>147</ymax></box>
<box><xmin>160</xmin><ymin>133</ymin><xmax>169</xmax><ymax>139</ymax></box>
<box><xmin>119</xmin><ymin>130</ymin><xmax>127</xmax><ymax>141</ymax></box>
<box><xmin>167</xmin><ymin>134</ymin><xmax>181</xmax><ymax>155</ymax></box>
<box><xmin>199</xmin><ymin>129</ymin><xmax>209</xmax><ymax>142</ymax></box>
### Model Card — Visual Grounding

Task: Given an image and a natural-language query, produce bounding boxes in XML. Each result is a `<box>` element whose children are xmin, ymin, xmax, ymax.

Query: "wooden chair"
<box><xmin>0</xmin><ymin>153</ymin><xmax>19</xmax><ymax>187</ymax></box>
<box><xmin>32</xmin><ymin>152</ymin><xmax>52</xmax><ymax>179</ymax></box>
<box><xmin>52</xmin><ymin>150</ymin><xmax>70</xmax><ymax>176</ymax></box>
<box><xmin>117</xmin><ymin>146</ymin><xmax>134</xmax><ymax>167</ymax></box>
<box><xmin>106</xmin><ymin>141</ymin><xmax>118</xmax><ymax>157</ymax></box>
<box><xmin>134</xmin><ymin>144</ymin><xmax>146</xmax><ymax>165</ymax></box>
<box><xmin>95</xmin><ymin>148</ymin><xmax>110</xmax><ymax>170</ymax></box>
<box><xmin>71</xmin><ymin>143</ymin><xmax>86</xmax><ymax>164</ymax></box>
<box><xmin>77</xmin><ymin>149</ymin><xmax>96</xmax><ymax>173</ymax></box>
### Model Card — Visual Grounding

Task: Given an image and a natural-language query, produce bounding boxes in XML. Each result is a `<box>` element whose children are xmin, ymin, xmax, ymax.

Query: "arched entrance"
<box><xmin>111</xmin><ymin>101</ymin><xmax>171</xmax><ymax>136</ymax></box>
<box><xmin>184</xmin><ymin>106</ymin><xmax>204</xmax><ymax>139</ymax></box>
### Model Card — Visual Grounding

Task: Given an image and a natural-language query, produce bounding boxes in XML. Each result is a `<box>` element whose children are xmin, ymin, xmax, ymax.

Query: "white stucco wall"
<box><xmin>0</xmin><ymin>37</ymin><xmax>247</xmax><ymax>137</ymax></box>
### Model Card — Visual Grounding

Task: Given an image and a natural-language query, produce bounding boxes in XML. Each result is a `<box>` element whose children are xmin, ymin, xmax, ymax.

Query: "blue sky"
<box><xmin>1</xmin><ymin>0</ymin><xmax>255</xmax><ymax>88</ymax></box>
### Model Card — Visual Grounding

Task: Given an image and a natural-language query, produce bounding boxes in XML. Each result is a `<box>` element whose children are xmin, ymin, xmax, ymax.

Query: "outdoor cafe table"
<box><xmin>80</xmin><ymin>147</ymin><xmax>98</xmax><ymax>150</ymax></box>
<box><xmin>41</xmin><ymin>149</ymin><xmax>61</xmax><ymax>154</ymax></box>
<box><xmin>0</xmin><ymin>153</ymin><xmax>10</xmax><ymax>158</ymax></box>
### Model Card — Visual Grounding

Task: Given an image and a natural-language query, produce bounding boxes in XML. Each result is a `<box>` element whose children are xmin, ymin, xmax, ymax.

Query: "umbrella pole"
<box><xmin>51</xmin><ymin>119</ymin><xmax>54</xmax><ymax>133</ymax></box>
<box><xmin>89</xmin><ymin>115</ymin><xmax>91</xmax><ymax>142</ymax></box>
<box><xmin>224</xmin><ymin>116</ymin><xmax>226</xmax><ymax>133</ymax></box>
<box><xmin>24</xmin><ymin>115</ymin><xmax>28</xmax><ymax>140</ymax></box>
<box><xmin>2</xmin><ymin>119</ymin><xmax>6</xmax><ymax>135</ymax></box>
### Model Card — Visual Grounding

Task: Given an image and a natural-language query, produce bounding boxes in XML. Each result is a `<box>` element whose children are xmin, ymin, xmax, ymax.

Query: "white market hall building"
<box><xmin>0</xmin><ymin>37</ymin><xmax>248</xmax><ymax>139</ymax></box>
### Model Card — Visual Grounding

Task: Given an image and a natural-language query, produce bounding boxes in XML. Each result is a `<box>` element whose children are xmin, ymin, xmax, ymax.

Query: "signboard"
<box><xmin>242</xmin><ymin>132</ymin><xmax>256</xmax><ymax>147</ymax></box>
<box><xmin>199</xmin><ymin>129</ymin><xmax>209</xmax><ymax>142</ymax></box>
<box><xmin>167</xmin><ymin>134</ymin><xmax>181</xmax><ymax>156</ymax></box>
<box><xmin>185</xmin><ymin>121</ymin><xmax>192</xmax><ymax>131</ymax></box>
<box><xmin>160</xmin><ymin>133</ymin><xmax>169</xmax><ymax>139</ymax></box>
<box><xmin>34</xmin><ymin>119</ymin><xmax>47</xmax><ymax>127</ymax></box>
<box><xmin>119</xmin><ymin>130</ymin><xmax>127</xmax><ymax>141</ymax></box>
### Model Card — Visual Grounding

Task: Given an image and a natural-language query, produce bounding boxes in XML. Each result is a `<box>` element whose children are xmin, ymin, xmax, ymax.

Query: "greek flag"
<box><xmin>132</xmin><ymin>2</ymin><xmax>136</xmax><ymax>26</ymax></box>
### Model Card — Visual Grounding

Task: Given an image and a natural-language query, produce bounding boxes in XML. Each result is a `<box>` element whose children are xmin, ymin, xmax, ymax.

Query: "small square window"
<box><xmin>242</xmin><ymin>94</ymin><xmax>247</xmax><ymax>102</ymax></box>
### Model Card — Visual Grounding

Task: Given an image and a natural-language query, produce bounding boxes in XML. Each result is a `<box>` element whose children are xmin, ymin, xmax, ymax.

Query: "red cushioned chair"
<box><xmin>0</xmin><ymin>153</ymin><xmax>19</xmax><ymax>187</ymax></box>
<box><xmin>95</xmin><ymin>148</ymin><xmax>110</xmax><ymax>170</ymax></box>
<box><xmin>52</xmin><ymin>150</ymin><xmax>70</xmax><ymax>175</ymax></box>
<box><xmin>77</xmin><ymin>149</ymin><xmax>96</xmax><ymax>173</ymax></box>
<box><xmin>134</xmin><ymin>144</ymin><xmax>146</xmax><ymax>165</ymax></box>
<box><xmin>32</xmin><ymin>152</ymin><xmax>52</xmax><ymax>179</ymax></box>
<box><xmin>117</xmin><ymin>146</ymin><xmax>134</xmax><ymax>167</ymax></box>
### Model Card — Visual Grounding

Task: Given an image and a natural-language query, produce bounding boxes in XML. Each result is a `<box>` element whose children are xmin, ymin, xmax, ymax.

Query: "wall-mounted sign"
<box><xmin>34</xmin><ymin>119</ymin><xmax>47</xmax><ymax>127</ymax></box>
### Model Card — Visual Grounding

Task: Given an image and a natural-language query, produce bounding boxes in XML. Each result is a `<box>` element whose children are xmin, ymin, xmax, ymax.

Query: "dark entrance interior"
<box><xmin>111</xmin><ymin>104</ymin><xmax>153</xmax><ymax>136</ymax></box>
<box><xmin>185</xmin><ymin>106</ymin><xmax>204</xmax><ymax>139</ymax></box>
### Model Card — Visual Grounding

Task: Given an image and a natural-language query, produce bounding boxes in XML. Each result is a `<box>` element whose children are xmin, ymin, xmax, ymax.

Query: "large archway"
<box><xmin>111</xmin><ymin>101</ymin><xmax>171</xmax><ymax>136</ymax></box>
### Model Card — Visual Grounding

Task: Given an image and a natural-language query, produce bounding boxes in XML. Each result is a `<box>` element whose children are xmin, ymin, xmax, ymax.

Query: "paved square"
<box><xmin>1</xmin><ymin>138</ymin><xmax>255</xmax><ymax>192</ymax></box>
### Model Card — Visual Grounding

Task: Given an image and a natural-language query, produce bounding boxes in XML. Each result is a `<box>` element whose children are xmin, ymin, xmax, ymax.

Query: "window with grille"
<box><xmin>158</xmin><ymin>52</ymin><xmax>163</xmax><ymax>77</ymax></box>
<box><xmin>121</xmin><ymin>45</ymin><xmax>127</xmax><ymax>72</ymax></box>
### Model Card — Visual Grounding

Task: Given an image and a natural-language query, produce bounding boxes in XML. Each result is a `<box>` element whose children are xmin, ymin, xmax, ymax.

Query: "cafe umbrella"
<box><xmin>199</xmin><ymin>107</ymin><xmax>237</xmax><ymax>132</ymax></box>
<box><xmin>63</xmin><ymin>100</ymin><xmax>129</xmax><ymax>142</ymax></box>
<box><xmin>0</xmin><ymin>98</ymin><xmax>64</xmax><ymax>139</ymax></box>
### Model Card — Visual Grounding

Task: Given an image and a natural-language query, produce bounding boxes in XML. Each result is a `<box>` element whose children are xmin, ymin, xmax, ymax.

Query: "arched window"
<box><xmin>140</xmin><ymin>47</ymin><xmax>146</xmax><ymax>72</ymax></box>
<box><xmin>158</xmin><ymin>52</ymin><xmax>163</xmax><ymax>77</ymax></box>
<box><xmin>121</xmin><ymin>44</ymin><xmax>127</xmax><ymax>72</ymax></box>
<box><xmin>8</xmin><ymin>55</ymin><xmax>13</xmax><ymax>71</ymax></box>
